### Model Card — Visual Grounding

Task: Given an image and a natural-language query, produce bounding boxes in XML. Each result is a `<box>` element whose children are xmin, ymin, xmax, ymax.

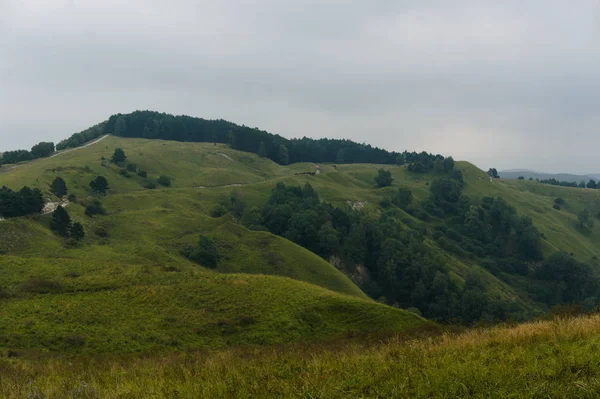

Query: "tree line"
<box><xmin>100</xmin><ymin>111</ymin><xmax>449</xmax><ymax>168</ymax></box>
<box><xmin>0</xmin><ymin>142</ymin><xmax>55</xmax><ymax>166</ymax></box>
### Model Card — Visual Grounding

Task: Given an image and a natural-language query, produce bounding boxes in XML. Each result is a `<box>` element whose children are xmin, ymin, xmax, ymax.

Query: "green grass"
<box><xmin>3</xmin><ymin>314</ymin><xmax>600</xmax><ymax>398</ymax></box>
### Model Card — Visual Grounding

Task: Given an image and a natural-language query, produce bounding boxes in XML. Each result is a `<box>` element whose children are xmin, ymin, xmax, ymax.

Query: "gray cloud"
<box><xmin>1</xmin><ymin>0</ymin><xmax>600</xmax><ymax>173</ymax></box>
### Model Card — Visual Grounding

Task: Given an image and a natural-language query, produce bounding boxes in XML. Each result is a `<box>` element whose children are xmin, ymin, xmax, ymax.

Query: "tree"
<box><xmin>111</xmin><ymin>148</ymin><xmax>126</xmax><ymax>163</ymax></box>
<box><xmin>336</xmin><ymin>149</ymin><xmax>345</xmax><ymax>164</ymax></box>
<box><xmin>257</xmin><ymin>141</ymin><xmax>266</xmax><ymax>158</ymax></box>
<box><xmin>396</xmin><ymin>154</ymin><xmax>405</xmax><ymax>166</ymax></box>
<box><xmin>579</xmin><ymin>180</ymin><xmax>586</xmax><ymax>188</ymax></box>
<box><xmin>50</xmin><ymin>177</ymin><xmax>68</xmax><ymax>198</ymax></box>
<box><xmin>50</xmin><ymin>206</ymin><xmax>71</xmax><ymax>237</ymax></box>
<box><xmin>69</xmin><ymin>222</ymin><xmax>85</xmax><ymax>240</ymax></box>
<box><xmin>318</xmin><ymin>222</ymin><xmax>339</xmax><ymax>257</ymax></box>
<box><xmin>443</xmin><ymin>156</ymin><xmax>455</xmax><ymax>172</ymax></box>
<box><xmin>587</xmin><ymin>180</ymin><xmax>597</xmax><ymax>189</ymax></box>
<box><xmin>114</xmin><ymin>116</ymin><xmax>127</xmax><ymax>136</ymax></box>
<box><xmin>157</xmin><ymin>175</ymin><xmax>171</xmax><ymax>186</ymax></box>
<box><xmin>487</xmin><ymin>168</ymin><xmax>499</xmax><ymax>178</ymax></box>
<box><xmin>279</xmin><ymin>144</ymin><xmax>289</xmax><ymax>165</ymax></box>
<box><xmin>375</xmin><ymin>169</ymin><xmax>393</xmax><ymax>188</ymax></box>
<box><xmin>89</xmin><ymin>176</ymin><xmax>109</xmax><ymax>194</ymax></box>
<box><xmin>30</xmin><ymin>142</ymin><xmax>55</xmax><ymax>158</ymax></box>
<box><xmin>518</xmin><ymin>176</ymin><xmax>525</xmax><ymax>180</ymax></box>
<box><xmin>392</xmin><ymin>187</ymin><xmax>413</xmax><ymax>208</ymax></box>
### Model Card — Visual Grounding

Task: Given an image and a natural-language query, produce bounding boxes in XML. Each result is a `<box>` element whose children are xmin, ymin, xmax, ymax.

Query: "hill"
<box><xmin>0</xmin><ymin>136</ymin><xmax>430</xmax><ymax>353</ymax></box>
<box><xmin>3</xmin><ymin>134</ymin><xmax>600</xmax><ymax>326</ymax></box>
<box><xmin>499</xmin><ymin>169</ymin><xmax>597</xmax><ymax>183</ymax></box>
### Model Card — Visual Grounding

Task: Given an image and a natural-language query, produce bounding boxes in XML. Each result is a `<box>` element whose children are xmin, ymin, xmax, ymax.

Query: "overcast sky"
<box><xmin>2</xmin><ymin>1</ymin><xmax>600</xmax><ymax>173</ymax></box>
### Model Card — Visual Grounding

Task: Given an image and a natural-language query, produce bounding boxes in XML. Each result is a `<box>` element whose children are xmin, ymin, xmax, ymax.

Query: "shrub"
<box><xmin>554</xmin><ymin>197</ymin><xmax>565</xmax><ymax>205</ymax></box>
<box><xmin>137</xmin><ymin>170</ymin><xmax>148</xmax><ymax>178</ymax></box>
<box><xmin>553</xmin><ymin>204</ymin><xmax>561</xmax><ymax>210</ymax></box>
<box><xmin>85</xmin><ymin>200</ymin><xmax>106</xmax><ymax>217</ymax></box>
<box><xmin>126</xmin><ymin>163</ymin><xmax>137</xmax><ymax>172</ymax></box>
<box><xmin>143</xmin><ymin>181</ymin><xmax>157</xmax><ymax>190</ymax></box>
<box><xmin>210</xmin><ymin>204</ymin><xmax>228</xmax><ymax>218</ymax></box>
<box><xmin>118</xmin><ymin>169</ymin><xmax>130</xmax><ymax>177</ymax></box>
<box><xmin>94</xmin><ymin>227</ymin><xmax>108</xmax><ymax>237</ymax></box>
<box><xmin>157</xmin><ymin>175</ymin><xmax>172</xmax><ymax>187</ymax></box>
<box><xmin>183</xmin><ymin>235</ymin><xmax>219</xmax><ymax>268</ymax></box>
<box><xmin>375</xmin><ymin>169</ymin><xmax>393</xmax><ymax>188</ymax></box>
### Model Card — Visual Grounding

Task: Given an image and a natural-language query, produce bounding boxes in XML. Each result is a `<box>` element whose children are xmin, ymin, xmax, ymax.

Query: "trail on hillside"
<box><xmin>0</xmin><ymin>135</ymin><xmax>110</xmax><ymax>176</ymax></box>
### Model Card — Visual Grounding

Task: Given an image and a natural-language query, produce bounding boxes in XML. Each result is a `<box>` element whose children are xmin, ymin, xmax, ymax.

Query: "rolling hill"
<box><xmin>499</xmin><ymin>169</ymin><xmax>598</xmax><ymax>183</ymax></box>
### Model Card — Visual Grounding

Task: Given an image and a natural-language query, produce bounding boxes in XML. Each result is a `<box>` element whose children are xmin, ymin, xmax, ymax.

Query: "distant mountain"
<box><xmin>499</xmin><ymin>169</ymin><xmax>597</xmax><ymax>183</ymax></box>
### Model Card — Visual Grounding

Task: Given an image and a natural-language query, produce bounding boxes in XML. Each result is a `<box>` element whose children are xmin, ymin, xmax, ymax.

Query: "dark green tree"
<box><xmin>487</xmin><ymin>168</ymin><xmax>499</xmax><ymax>178</ymax></box>
<box><xmin>50</xmin><ymin>177</ymin><xmax>68</xmax><ymax>198</ymax></box>
<box><xmin>375</xmin><ymin>169</ymin><xmax>393</xmax><ymax>188</ymax></box>
<box><xmin>69</xmin><ymin>222</ymin><xmax>85</xmax><ymax>240</ymax></box>
<box><xmin>443</xmin><ymin>156</ymin><xmax>455</xmax><ymax>172</ymax></box>
<box><xmin>392</xmin><ymin>187</ymin><xmax>413</xmax><ymax>208</ymax></box>
<box><xmin>50</xmin><ymin>206</ymin><xmax>71</xmax><ymax>237</ymax></box>
<box><xmin>396</xmin><ymin>154</ymin><xmax>405</xmax><ymax>166</ymax></box>
<box><xmin>279</xmin><ymin>144</ymin><xmax>289</xmax><ymax>165</ymax></box>
<box><xmin>587</xmin><ymin>180</ymin><xmax>597</xmax><ymax>189</ymax></box>
<box><xmin>257</xmin><ymin>141</ymin><xmax>266</xmax><ymax>158</ymax></box>
<box><xmin>111</xmin><ymin>148</ymin><xmax>126</xmax><ymax>163</ymax></box>
<box><xmin>89</xmin><ymin>176</ymin><xmax>109</xmax><ymax>194</ymax></box>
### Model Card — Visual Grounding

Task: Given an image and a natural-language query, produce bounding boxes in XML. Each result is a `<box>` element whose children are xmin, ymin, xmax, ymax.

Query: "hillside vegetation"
<box><xmin>0</xmin><ymin>136</ymin><xmax>431</xmax><ymax>353</ymax></box>
<box><xmin>1</xmin><ymin>131</ymin><xmax>600</xmax><ymax>347</ymax></box>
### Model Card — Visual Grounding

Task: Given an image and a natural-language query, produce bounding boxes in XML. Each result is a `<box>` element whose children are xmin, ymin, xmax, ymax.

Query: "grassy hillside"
<box><xmin>2</xmin><ymin>314</ymin><xmax>600</xmax><ymax>398</ymax></box>
<box><xmin>0</xmin><ymin>136</ymin><xmax>433</xmax><ymax>353</ymax></box>
<box><xmin>2</xmin><ymin>135</ymin><xmax>600</xmax><ymax>349</ymax></box>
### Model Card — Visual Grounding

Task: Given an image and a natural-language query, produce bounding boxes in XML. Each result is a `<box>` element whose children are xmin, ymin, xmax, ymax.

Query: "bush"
<box><xmin>137</xmin><ymin>170</ymin><xmax>148</xmax><ymax>178</ymax></box>
<box><xmin>143</xmin><ymin>181</ymin><xmax>156</xmax><ymax>190</ymax></box>
<box><xmin>554</xmin><ymin>197</ymin><xmax>565</xmax><ymax>205</ymax></box>
<box><xmin>94</xmin><ymin>227</ymin><xmax>109</xmax><ymax>237</ymax></box>
<box><xmin>67</xmin><ymin>193</ymin><xmax>77</xmax><ymax>203</ymax></box>
<box><xmin>553</xmin><ymin>204</ymin><xmax>561</xmax><ymax>210</ymax></box>
<box><xmin>118</xmin><ymin>169</ymin><xmax>130</xmax><ymax>177</ymax></box>
<box><xmin>126</xmin><ymin>163</ymin><xmax>137</xmax><ymax>172</ymax></box>
<box><xmin>210</xmin><ymin>204</ymin><xmax>228</xmax><ymax>218</ymax></box>
<box><xmin>85</xmin><ymin>200</ymin><xmax>106</xmax><ymax>217</ymax></box>
<box><xmin>157</xmin><ymin>175</ymin><xmax>171</xmax><ymax>187</ymax></box>
<box><xmin>183</xmin><ymin>235</ymin><xmax>219</xmax><ymax>268</ymax></box>
<box><xmin>375</xmin><ymin>169</ymin><xmax>393</xmax><ymax>188</ymax></box>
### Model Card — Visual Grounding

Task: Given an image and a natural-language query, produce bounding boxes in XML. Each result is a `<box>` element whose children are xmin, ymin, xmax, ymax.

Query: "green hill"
<box><xmin>0</xmin><ymin>136</ymin><xmax>431</xmax><ymax>353</ymax></box>
<box><xmin>2</xmin><ymin>132</ymin><xmax>600</xmax><ymax>352</ymax></box>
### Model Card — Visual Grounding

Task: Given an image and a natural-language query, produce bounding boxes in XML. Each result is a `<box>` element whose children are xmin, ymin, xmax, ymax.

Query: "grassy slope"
<box><xmin>0</xmin><ymin>137</ymin><xmax>429</xmax><ymax>353</ymax></box>
<box><xmin>2</xmin><ymin>136</ymin><xmax>600</xmax><ymax>351</ymax></box>
<box><xmin>2</xmin><ymin>314</ymin><xmax>600</xmax><ymax>398</ymax></box>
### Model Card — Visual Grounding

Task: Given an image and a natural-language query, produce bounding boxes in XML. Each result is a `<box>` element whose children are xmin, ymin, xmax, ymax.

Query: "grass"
<box><xmin>3</xmin><ymin>314</ymin><xmax>600</xmax><ymax>398</ymax></box>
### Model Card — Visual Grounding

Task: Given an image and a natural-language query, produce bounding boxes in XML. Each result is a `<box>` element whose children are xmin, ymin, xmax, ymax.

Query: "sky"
<box><xmin>1</xmin><ymin>1</ymin><xmax>600</xmax><ymax>173</ymax></box>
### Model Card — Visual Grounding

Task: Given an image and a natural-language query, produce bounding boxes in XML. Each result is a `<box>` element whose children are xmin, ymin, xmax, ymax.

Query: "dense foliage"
<box><xmin>50</xmin><ymin>177</ymin><xmax>68</xmax><ymax>198</ymax></box>
<box><xmin>0</xmin><ymin>186</ymin><xmax>44</xmax><ymax>218</ymax></box>
<box><xmin>104</xmin><ymin>111</ymin><xmax>451</xmax><ymax>166</ymax></box>
<box><xmin>0</xmin><ymin>141</ymin><xmax>55</xmax><ymax>165</ymax></box>
<box><xmin>56</xmin><ymin>122</ymin><xmax>106</xmax><ymax>150</ymax></box>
